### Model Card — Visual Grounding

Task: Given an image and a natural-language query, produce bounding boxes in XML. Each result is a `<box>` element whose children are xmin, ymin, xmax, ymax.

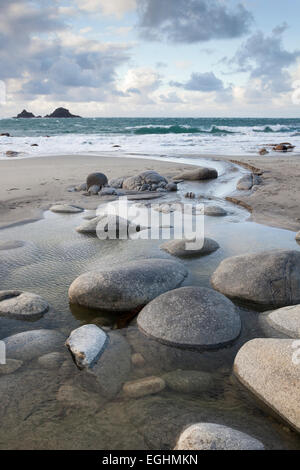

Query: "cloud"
<box><xmin>120</xmin><ymin>67</ymin><xmax>162</xmax><ymax>104</ymax></box>
<box><xmin>231</xmin><ymin>24</ymin><xmax>300</xmax><ymax>93</ymax></box>
<box><xmin>159</xmin><ymin>91</ymin><xmax>184</xmax><ymax>103</ymax></box>
<box><xmin>0</xmin><ymin>1</ymin><xmax>131</xmax><ymax>103</ymax></box>
<box><xmin>170</xmin><ymin>72</ymin><xmax>225</xmax><ymax>92</ymax></box>
<box><xmin>137</xmin><ymin>0</ymin><xmax>252</xmax><ymax>43</ymax></box>
<box><xmin>77</xmin><ymin>0</ymin><xmax>136</xmax><ymax>17</ymax></box>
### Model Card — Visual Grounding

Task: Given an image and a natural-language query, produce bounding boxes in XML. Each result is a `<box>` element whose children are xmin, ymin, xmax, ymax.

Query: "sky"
<box><xmin>1</xmin><ymin>0</ymin><xmax>300</xmax><ymax>118</ymax></box>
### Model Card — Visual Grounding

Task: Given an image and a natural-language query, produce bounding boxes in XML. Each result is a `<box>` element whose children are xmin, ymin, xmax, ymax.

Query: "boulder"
<box><xmin>160</xmin><ymin>237</ymin><xmax>219</xmax><ymax>258</ymax></box>
<box><xmin>236</xmin><ymin>174</ymin><xmax>253</xmax><ymax>191</ymax></box>
<box><xmin>175</xmin><ymin>167</ymin><xmax>218</xmax><ymax>181</ymax></box>
<box><xmin>0</xmin><ymin>290</ymin><xmax>49</xmax><ymax>320</ymax></box>
<box><xmin>44</xmin><ymin>107</ymin><xmax>81</xmax><ymax>118</ymax></box>
<box><xmin>77</xmin><ymin>214</ymin><xmax>146</xmax><ymax>237</ymax></box>
<box><xmin>86</xmin><ymin>332</ymin><xmax>131</xmax><ymax>398</ymax></box>
<box><xmin>86</xmin><ymin>172</ymin><xmax>108</xmax><ymax>190</ymax></box>
<box><xmin>162</xmin><ymin>369</ymin><xmax>213</xmax><ymax>394</ymax></box>
<box><xmin>264</xmin><ymin>305</ymin><xmax>300</xmax><ymax>339</ymax></box>
<box><xmin>69</xmin><ymin>258</ymin><xmax>188</xmax><ymax>312</ymax></box>
<box><xmin>76</xmin><ymin>216</ymin><xmax>103</xmax><ymax>233</ymax></box>
<box><xmin>234</xmin><ymin>338</ymin><xmax>300</xmax><ymax>433</ymax></box>
<box><xmin>204</xmin><ymin>205</ymin><xmax>227</xmax><ymax>216</ymax></box>
<box><xmin>3</xmin><ymin>329</ymin><xmax>65</xmax><ymax>361</ymax></box>
<box><xmin>50</xmin><ymin>204</ymin><xmax>83</xmax><ymax>214</ymax></box>
<box><xmin>66</xmin><ymin>324</ymin><xmax>108</xmax><ymax>369</ymax></box>
<box><xmin>137</xmin><ymin>286</ymin><xmax>241</xmax><ymax>350</ymax></box>
<box><xmin>88</xmin><ymin>185</ymin><xmax>100</xmax><ymax>195</ymax></box>
<box><xmin>108</xmin><ymin>177</ymin><xmax>125</xmax><ymax>189</ymax></box>
<box><xmin>175</xmin><ymin>423</ymin><xmax>264</xmax><ymax>450</ymax></box>
<box><xmin>123</xmin><ymin>376</ymin><xmax>166</xmax><ymax>398</ymax></box>
<box><xmin>211</xmin><ymin>250</ymin><xmax>300</xmax><ymax>308</ymax></box>
<box><xmin>123</xmin><ymin>171</ymin><xmax>168</xmax><ymax>191</ymax></box>
<box><xmin>37</xmin><ymin>352</ymin><xmax>65</xmax><ymax>369</ymax></box>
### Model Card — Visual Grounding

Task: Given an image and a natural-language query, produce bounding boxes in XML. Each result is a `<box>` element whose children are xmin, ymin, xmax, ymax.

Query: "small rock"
<box><xmin>204</xmin><ymin>205</ymin><xmax>227</xmax><ymax>216</ymax></box>
<box><xmin>37</xmin><ymin>352</ymin><xmax>65</xmax><ymax>369</ymax></box>
<box><xmin>108</xmin><ymin>177</ymin><xmax>124</xmax><ymax>189</ymax></box>
<box><xmin>50</xmin><ymin>204</ymin><xmax>83</xmax><ymax>214</ymax></box>
<box><xmin>66</xmin><ymin>324</ymin><xmax>108</xmax><ymax>369</ymax></box>
<box><xmin>88</xmin><ymin>185</ymin><xmax>100</xmax><ymax>195</ymax></box>
<box><xmin>0</xmin><ymin>133</ymin><xmax>10</xmax><ymax>137</ymax></box>
<box><xmin>259</xmin><ymin>148</ymin><xmax>269</xmax><ymax>155</ymax></box>
<box><xmin>296</xmin><ymin>232</ymin><xmax>300</xmax><ymax>241</ymax></box>
<box><xmin>6</xmin><ymin>151</ymin><xmax>19</xmax><ymax>158</ymax></box>
<box><xmin>3</xmin><ymin>329</ymin><xmax>65</xmax><ymax>361</ymax></box>
<box><xmin>76</xmin><ymin>183</ymin><xmax>87</xmax><ymax>192</ymax></box>
<box><xmin>0</xmin><ymin>290</ymin><xmax>49</xmax><ymax>320</ymax></box>
<box><xmin>166</xmin><ymin>183</ymin><xmax>177</xmax><ymax>192</ymax></box>
<box><xmin>131</xmin><ymin>353</ymin><xmax>146</xmax><ymax>368</ymax></box>
<box><xmin>162</xmin><ymin>369</ymin><xmax>213</xmax><ymax>394</ymax></box>
<box><xmin>175</xmin><ymin>167</ymin><xmax>218</xmax><ymax>181</ymax></box>
<box><xmin>265</xmin><ymin>305</ymin><xmax>300</xmax><ymax>338</ymax></box>
<box><xmin>236</xmin><ymin>174</ymin><xmax>253</xmax><ymax>191</ymax></box>
<box><xmin>123</xmin><ymin>376</ymin><xmax>166</xmax><ymax>398</ymax></box>
<box><xmin>175</xmin><ymin>423</ymin><xmax>264</xmax><ymax>450</ymax></box>
<box><xmin>86</xmin><ymin>172</ymin><xmax>108</xmax><ymax>190</ymax></box>
<box><xmin>56</xmin><ymin>384</ymin><xmax>100</xmax><ymax>409</ymax></box>
<box><xmin>184</xmin><ymin>192</ymin><xmax>195</xmax><ymax>199</ymax></box>
<box><xmin>0</xmin><ymin>359</ymin><xmax>23</xmax><ymax>375</ymax></box>
<box><xmin>160</xmin><ymin>237</ymin><xmax>219</xmax><ymax>258</ymax></box>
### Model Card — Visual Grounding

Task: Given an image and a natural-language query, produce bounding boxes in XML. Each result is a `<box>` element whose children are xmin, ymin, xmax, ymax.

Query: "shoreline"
<box><xmin>0</xmin><ymin>152</ymin><xmax>300</xmax><ymax>233</ymax></box>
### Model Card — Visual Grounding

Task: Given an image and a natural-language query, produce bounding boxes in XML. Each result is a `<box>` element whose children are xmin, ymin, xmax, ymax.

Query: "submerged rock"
<box><xmin>3</xmin><ymin>329</ymin><xmax>65</xmax><ymax>361</ymax></box>
<box><xmin>0</xmin><ymin>359</ymin><xmax>23</xmax><ymax>375</ymax></box>
<box><xmin>123</xmin><ymin>171</ymin><xmax>168</xmax><ymax>191</ymax></box>
<box><xmin>204</xmin><ymin>205</ymin><xmax>227</xmax><ymax>216</ymax></box>
<box><xmin>50</xmin><ymin>204</ymin><xmax>83</xmax><ymax>214</ymax></box>
<box><xmin>123</xmin><ymin>376</ymin><xmax>166</xmax><ymax>398</ymax></box>
<box><xmin>69</xmin><ymin>258</ymin><xmax>188</xmax><ymax>312</ymax></box>
<box><xmin>175</xmin><ymin>423</ymin><xmax>264</xmax><ymax>450</ymax></box>
<box><xmin>236</xmin><ymin>174</ymin><xmax>253</xmax><ymax>191</ymax></box>
<box><xmin>162</xmin><ymin>369</ymin><xmax>213</xmax><ymax>394</ymax></box>
<box><xmin>0</xmin><ymin>290</ymin><xmax>49</xmax><ymax>320</ymax></box>
<box><xmin>234</xmin><ymin>338</ymin><xmax>300</xmax><ymax>433</ymax></box>
<box><xmin>160</xmin><ymin>237</ymin><xmax>219</xmax><ymax>258</ymax></box>
<box><xmin>66</xmin><ymin>324</ymin><xmax>108</xmax><ymax>369</ymax></box>
<box><xmin>37</xmin><ymin>352</ymin><xmax>65</xmax><ymax>369</ymax></box>
<box><xmin>211</xmin><ymin>250</ymin><xmax>300</xmax><ymax>308</ymax></box>
<box><xmin>175</xmin><ymin>167</ymin><xmax>218</xmax><ymax>181</ymax></box>
<box><xmin>137</xmin><ymin>286</ymin><xmax>241</xmax><ymax>350</ymax></box>
<box><xmin>86</xmin><ymin>172</ymin><xmax>108</xmax><ymax>190</ymax></box>
<box><xmin>264</xmin><ymin>305</ymin><xmax>300</xmax><ymax>339</ymax></box>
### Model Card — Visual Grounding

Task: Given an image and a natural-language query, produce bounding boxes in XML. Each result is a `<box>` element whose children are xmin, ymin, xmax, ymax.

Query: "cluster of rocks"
<box><xmin>258</xmin><ymin>143</ymin><xmax>295</xmax><ymax>155</ymax></box>
<box><xmin>14</xmin><ymin>108</ymin><xmax>81</xmax><ymax>119</ymax></box>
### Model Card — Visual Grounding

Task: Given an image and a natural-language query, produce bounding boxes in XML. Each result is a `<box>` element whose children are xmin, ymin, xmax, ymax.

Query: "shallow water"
<box><xmin>0</xmin><ymin>159</ymin><xmax>300</xmax><ymax>450</ymax></box>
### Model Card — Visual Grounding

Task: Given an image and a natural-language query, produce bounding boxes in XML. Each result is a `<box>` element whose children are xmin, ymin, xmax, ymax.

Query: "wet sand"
<box><xmin>0</xmin><ymin>152</ymin><xmax>300</xmax><ymax>232</ymax></box>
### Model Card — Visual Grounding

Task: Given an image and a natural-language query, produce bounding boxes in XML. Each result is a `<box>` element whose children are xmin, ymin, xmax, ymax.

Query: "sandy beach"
<box><xmin>1</xmin><ymin>153</ymin><xmax>300</xmax><ymax>233</ymax></box>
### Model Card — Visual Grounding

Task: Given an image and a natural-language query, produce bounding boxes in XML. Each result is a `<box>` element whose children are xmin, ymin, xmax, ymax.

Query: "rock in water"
<box><xmin>264</xmin><ymin>305</ymin><xmax>300</xmax><ymax>339</ymax></box>
<box><xmin>160</xmin><ymin>237</ymin><xmax>219</xmax><ymax>258</ymax></box>
<box><xmin>137</xmin><ymin>286</ymin><xmax>241</xmax><ymax>350</ymax></box>
<box><xmin>3</xmin><ymin>330</ymin><xmax>65</xmax><ymax>361</ymax></box>
<box><xmin>204</xmin><ymin>205</ymin><xmax>227</xmax><ymax>216</ymax></box>
<box><xmin>236</xmin><ymin>174</ymin><xmax>253</xmax><ymax>191</ymax></box>
<box><xmin>162</xmin><ymin>369</ymin><xmax>213</xmax><ymax>394</ymax></box>
<box><xmin>234</xmin><ymin>338</ymin><xmax>300</xmax><ymax>433</ymax></box>
<box><xmin>86</xmin><ymin>172</ymin><xmax>108</xmax><ymax>190</ymax></box>
<box><xmin>50</xmin><ymin>204</ymin><xmax>83</xmax><ymax>214</ymax></box>
<box><xmin>0</xmin><ymin>359</ymin><xmax>23</xmax><ymax>375</ymax></box>
<box><xmin>69</xmin><ymin>259</ymin><xmax>188</xmax><ymax>312</ymax></box>
<box><xmin>211</xmin><ymin>250</ymin><xmax>300</xmax><ymax>309</ymax></box>
<box><xmin>14</xmin><ymin>109</ymin><xmax>35</xmax><ymax>118</ymax></box>
<box><xmin>175</xmin><ymin>423</ymin><xmax>264</xmax><ymax>450</ymax></box>
<box><xmin>175</xmin><ymin>167</ymin><xmax>218</xmax><ymax>181</ymax></box>
<box><xmin>123</xmin><ymin>171</ymin><xmax>168</xmax><ymax>191</ymax></box>
<box><xmin>123</xmin><ymin>376</ymin><xmax>166</xmax><ymax>398</ymax></box>
<box><xmin>44</xmin><ymin>107</ymin><xmax>81</xmax><ymax>118</ymax></box>
<box><xmin>0</xmin><ymin>290</ymin><xmax>49</xmax><ymax>320</ymax></box>
<box><xmin>66</xmin><ymin>324</ymin><xmax>108</xmax><ymax>369</ymax></box>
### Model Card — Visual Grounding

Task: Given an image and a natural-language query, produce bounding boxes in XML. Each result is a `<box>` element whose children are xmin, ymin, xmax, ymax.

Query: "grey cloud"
<box><xmin>137</xmin><ymin>0</ymin><xmax>252</xmax><ymax>43</ymax></box>
<box><xmin>159</xmin><ymin>92</ymin><xmax>183</xmax><ymax>103</ymax></box>
<box><xmin>231</xmin><ymin>25</ymin><xmax>300</xmax><ymax>92</ymax></box>
<box><xmin>170</xmin><ymin>72</ymin><xmax>224</xmax><ymax>92</ymax></box>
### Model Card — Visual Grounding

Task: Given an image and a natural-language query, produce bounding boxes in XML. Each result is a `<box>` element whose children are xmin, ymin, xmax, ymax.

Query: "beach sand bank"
<box><xmin>0</xmin><ymin>153</ymin><xmax>299</xmax><ymax>232</ymax></box>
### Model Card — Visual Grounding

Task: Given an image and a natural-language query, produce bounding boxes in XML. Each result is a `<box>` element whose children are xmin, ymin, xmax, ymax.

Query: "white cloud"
<box><xmin>78</xmin><ymin>0</ymin><xmax>136</xmax><ymax>17</ymax></box>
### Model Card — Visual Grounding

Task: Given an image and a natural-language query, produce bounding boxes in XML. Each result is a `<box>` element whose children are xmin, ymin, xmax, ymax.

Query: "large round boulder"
<box><xmin>234</xmin><ymin>339</ymin><xmax>300</xmax><ymax>433</ymax></box>
<box><xmin>175</xmin><ymin>423</ymin><xmax>264</xmax><ymax>450</ymax></box>
<box><xmin>0</xmin><ymin>290</ymin><xmax>49</xmax><ymax>320</ymax></box>
<box><xmin>123</xmin><ymin>171</ymin><xmax>168</xmax><ymax>191</ymax></box>
<box><xmin>69</xmin><ymin>259</ymin><xmax>188</xmax><ymax>312</ymax></box>
<box><xmin>3</xmin><ymin>329</ymin><xmax>65</xmax><ymax>361</ymax></box>
<box><xmin>175</xmin><ymin>167</ymin><xmax>218</xmax><ymax>181</ymax></box>
<box><xmin>160</xmin><ymin>237</ymin><xmax>219</xmax><ymax>258</ymax></box>
<box><xmin>86</xmin><ymin>172</ymin><xmax>108</xmax><ymax>190</ymax></box>
<box><xmin>264</xmin><ymin>305</ymin><xmax>300</xmax><ymax>339</ymax></box>
<box><xmin>137</xmin><ymin>286</ymin><xmax>241</xmax><ymax>350</ymax></box>
<box><xmin>211</xmin><ymin>250</ymin><xmax>300</xmax><ymax>309</ymax></box>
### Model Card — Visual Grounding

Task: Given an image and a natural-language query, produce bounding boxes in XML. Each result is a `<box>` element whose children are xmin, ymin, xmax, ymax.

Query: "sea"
<box><xmin>1</xmin><ymin>117</ymin><xmax>300</xmax><ymax>159</ymax></box>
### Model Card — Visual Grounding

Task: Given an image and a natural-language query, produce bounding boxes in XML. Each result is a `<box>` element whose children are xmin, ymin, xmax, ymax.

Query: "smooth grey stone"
<box><xmin>37</xmin><ymin>352</ymin><xmax>65</xmax><ymax>369</ymax></box>
<box><xmin>211</xmin><ymin>250</ymin><xmax>300</xmax><ymax>309</ymax></box>
<box><xmin>50</xmin><ymin>204</ymin><xmax>83</xmax><ymax>214</ymax></box>
<box><xmin>137</xmin><ymin>286</ymin><xmax>241</xmax><ymax>350</ymax></box>
<box><xmin>175</xmin><ymin>423</ymin><xmax>264</xmax><ymax>450</ymax></box>
<box><xmin>0</xmin><ymin>359</ymin><xmax>23</xmax><ymax>375</ymax></box>
<box><xmin>204</xmin><ymin>205</ymin><xmax>227</xmax><ymax>216</ymax></box>
<box><xmin>108</xmin><ymin>177</ymin><xmax>125</xmax><ymax>189</ymax></box>
<box><xmin>3</xmin><ymin>329</ymin><xmax>65</xmax><ymax>361</ymax></box>
<box><xmin>236</xmin><ymin>174</ymin><xmax>253</xmax><ymax>191</ymax></box>
<box><xmin>234</xmin><ymin>338</ymin><xmax>300</xmax><ymax>433</ymax></box>
<box><xmin>66</xmin><ymin>324</ymin><xmax>108</xmax><ymax>369</ymax></box>
<box><xmin>88</xmin><ymin>185</ymin><xmax>100</xmax><ymax>195</ymax></box>
<box><xmin>69</xmin><ymin>258</ymin><xmax>188</xmax><ymax>312</ymax></box>
<box><xmin>123</xmin><ymin>376</ymin><xmax>165</xmax><ymax>398</ymax></box>
<box><xmin>175</xmin><ymin>167</ymin><xmax>218</xmax><ymax>181</ymax></box>
<box><xmin>264</xmin><ymin>305</ymin><xmax>300</xmax><ymax>339</ymax></box>
<box><xmin>160</xmin><ymin>237</ymin><xmax>219</xmax><ymax>258</ymax></box>
<box><xmin>162</xmin><ymin>369</ymin><xmax>213</xmax><ymax>394</ymax></box>
<box><xmin>0</xmin><ymin>290</ymin><xmax>49</xmax><ymax>320</ymax></box>
<box><xmin>86</xmin><ymin>172</ymin><xmax>108</xmax><ymax>190</ymax></box>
